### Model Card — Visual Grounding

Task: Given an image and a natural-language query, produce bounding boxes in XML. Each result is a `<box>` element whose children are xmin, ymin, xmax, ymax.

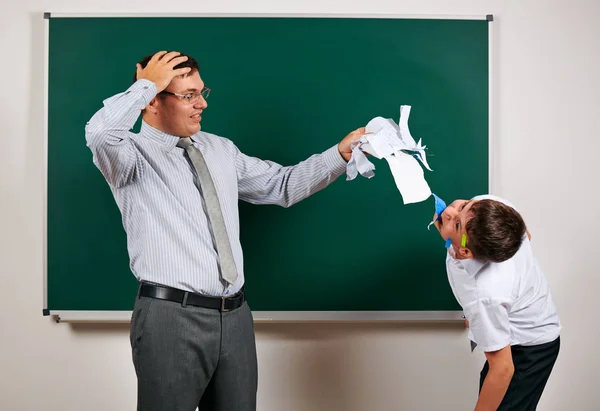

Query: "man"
<box><xmin>85</xmin><ymin>50</ymin><xmax>363</xmax><ymax>411</ymax></box>
<box><xmin>433</xmin><ymin>194</ymin><xmax>561</xmax><ymax>410</ymax></box>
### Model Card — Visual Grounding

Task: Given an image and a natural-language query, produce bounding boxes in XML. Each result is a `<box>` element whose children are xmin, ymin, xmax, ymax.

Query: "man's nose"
<box><xmin>194</xmin><ymin>98</ymin><xmax>207</xmax><ymax>109</ymax></box>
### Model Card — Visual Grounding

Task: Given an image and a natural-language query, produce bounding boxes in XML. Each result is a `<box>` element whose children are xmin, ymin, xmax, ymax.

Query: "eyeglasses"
<box><xmin>161</xmin><ymin>87</ymin><xmax>211</xmax><ymax>104</ymax></box>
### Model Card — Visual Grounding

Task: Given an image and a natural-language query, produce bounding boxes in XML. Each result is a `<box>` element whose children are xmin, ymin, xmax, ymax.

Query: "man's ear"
<box><xmin>458</xmin><ymin>246</ymin><xmax>474</xmax><ymax>260</ymax></box>
<box><xmin>145</xmin><ymin>97</ymin><xmax>159</xmax><ymax>115</ymax></box>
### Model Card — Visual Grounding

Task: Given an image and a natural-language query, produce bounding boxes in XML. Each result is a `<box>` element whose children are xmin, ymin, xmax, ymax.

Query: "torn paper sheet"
<box><xmin>346</xmin><ymin>105</ymin><xmax>433</xmax><ymax>204</ymax></box>
<box><xmin>385</xmin><ymin>152</ymin><xmax>432</xmax><ymax>204</ymax></box>
<box><xmin>346</xmin><ymin>142</ymin><xmax>375</xmax><ymax>180</ymax></box>
<box><xmin>398</xmin><ymin>106</ymin><xmax>432</xmax><ymax>171</ymax></box>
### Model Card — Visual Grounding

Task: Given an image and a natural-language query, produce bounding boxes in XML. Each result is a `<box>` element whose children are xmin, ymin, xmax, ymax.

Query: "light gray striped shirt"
<box><xmin>85</xmin><ymin>79</ymin><xmax>347</xmax><ymax>297</ymax></box>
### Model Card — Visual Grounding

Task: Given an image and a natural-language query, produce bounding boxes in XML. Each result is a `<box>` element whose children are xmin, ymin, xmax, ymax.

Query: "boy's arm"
<box><xmin>475</xmin><ymin>345</ymin><xmax>514</xmax><ymax>411</ymax></box>
<box><xmin>464</xmin><ymin>298</ymin><xmax>513</xmax><ymax>410</ymax></box>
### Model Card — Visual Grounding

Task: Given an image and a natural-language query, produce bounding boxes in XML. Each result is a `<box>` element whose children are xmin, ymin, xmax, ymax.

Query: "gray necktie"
<box><xmin>177</xmin><ymin>137</ymin><xmax>238</xmax><ymax>285</ymax></box>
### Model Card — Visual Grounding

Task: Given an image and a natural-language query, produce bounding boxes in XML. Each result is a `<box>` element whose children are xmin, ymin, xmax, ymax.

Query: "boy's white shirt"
<box><xmin>445</xmin><ymin>194</ymin><xmax>562</xmax><ymax>352</ymax></box>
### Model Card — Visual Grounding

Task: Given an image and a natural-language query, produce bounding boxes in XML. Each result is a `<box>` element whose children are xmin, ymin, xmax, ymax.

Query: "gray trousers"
<box><xmin>130</xmin><ymin>295</ymin><xmax>258</xmax><ymax>411</ymax></box>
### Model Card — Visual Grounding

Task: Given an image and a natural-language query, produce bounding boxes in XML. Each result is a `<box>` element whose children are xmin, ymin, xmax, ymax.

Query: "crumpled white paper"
<box><xmin>346</xmin><ymin>105</ymin><xmax>433</xmax><ymax>204</ymax></box>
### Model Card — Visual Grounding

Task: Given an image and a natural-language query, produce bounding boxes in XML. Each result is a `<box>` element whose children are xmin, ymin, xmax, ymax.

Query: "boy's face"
<box><xmin>434</xmin><ymin>199</ymin><xmax>477</xmax><ymax>259</ymax></box>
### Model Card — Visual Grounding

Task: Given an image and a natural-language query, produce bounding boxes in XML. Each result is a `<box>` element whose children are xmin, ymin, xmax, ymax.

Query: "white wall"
<box><xmin>1</xmin><ymin>0</ymin><xmax>599</xmax><ymax>410</ymax></box>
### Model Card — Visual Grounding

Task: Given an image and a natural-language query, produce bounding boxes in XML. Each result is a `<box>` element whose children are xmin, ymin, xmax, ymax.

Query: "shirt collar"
<box><xmin>140</xmin><ymin>121</ymin><xmax>202</xmax><ymax>152</ymax></box>
<box><xmin>460</xmin><ymin>258</ymin><xmax>487</xmax><ymax>276</ymax></box>
<box><xmin>448</xmin><ymin>247</ymin><xmax>487</xmax><ymax>276</ymax></box>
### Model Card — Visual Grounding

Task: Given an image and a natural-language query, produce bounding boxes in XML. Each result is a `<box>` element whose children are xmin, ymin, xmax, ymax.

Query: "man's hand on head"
<box><xmin>136</xmin><ymin>51</ymin><xmax>191</xmax><ymax>93</ymax></box>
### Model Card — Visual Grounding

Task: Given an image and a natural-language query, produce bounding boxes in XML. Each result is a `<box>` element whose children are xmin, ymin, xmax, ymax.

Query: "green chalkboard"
<box><xmin>46</xmin><ymin>15</ymin><xmax>489</xmax><ymax>317</ymax></box>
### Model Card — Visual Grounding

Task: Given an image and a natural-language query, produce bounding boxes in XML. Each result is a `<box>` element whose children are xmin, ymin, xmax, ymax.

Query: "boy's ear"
<box><xmin>458</xmin><ymin>246</ymin><xmax>474</xmax><ymax>260</ymax></box>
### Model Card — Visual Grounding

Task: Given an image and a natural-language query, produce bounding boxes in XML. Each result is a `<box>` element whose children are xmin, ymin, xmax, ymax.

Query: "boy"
<box><xmin>433</xmin><ymin>194</ymin><xmax>561</xmax><ymax>411</ymax></box>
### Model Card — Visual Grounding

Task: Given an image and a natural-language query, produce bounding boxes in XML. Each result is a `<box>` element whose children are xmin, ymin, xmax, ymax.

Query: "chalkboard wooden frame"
<box><xmin>43</xmin><ymin>12</ymin><xmax>493</xmax><ymax>322</ymax></box>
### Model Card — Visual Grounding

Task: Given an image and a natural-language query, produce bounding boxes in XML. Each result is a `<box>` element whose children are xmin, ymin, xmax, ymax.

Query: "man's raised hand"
<box><xmin>136</xmin><ymin>51</ymin><xmax>191</xmax><ymax>92</ymax></box>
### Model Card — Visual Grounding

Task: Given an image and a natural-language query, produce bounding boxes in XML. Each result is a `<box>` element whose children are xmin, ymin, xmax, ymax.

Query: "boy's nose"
<box><xmin>444</xmin><ymin>207</ymin><xmax>456</xmax><ymax>219</ymax></box>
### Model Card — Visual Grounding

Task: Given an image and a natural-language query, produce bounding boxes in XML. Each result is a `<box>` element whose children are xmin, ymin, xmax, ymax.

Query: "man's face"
<box><xmin>153</xmin><ymin>70</ymin><xmax>208</xmax><ymax>137</ymax></box>
<box><xmin>434</xmin><ymin>199</ymin><xmax>477</xmax><ymax>255</ymax></box>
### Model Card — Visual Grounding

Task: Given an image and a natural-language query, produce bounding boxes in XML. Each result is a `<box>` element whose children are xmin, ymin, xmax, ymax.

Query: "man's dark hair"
<box><xmin>465</xmin><ymin>199</ymin><xmax>526</xmax><ymax>263</ymax></box>
<box><xmin>133</xmin><ymin>52</ymin><xmax>200</xmax><ymax>86</ymax></box>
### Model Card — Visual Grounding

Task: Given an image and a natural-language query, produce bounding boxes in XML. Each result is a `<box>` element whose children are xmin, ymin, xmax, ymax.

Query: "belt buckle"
<box><xmin>221</xmin><ymin>296</ymin><xmax>230</xmax><ymax>312</ymax></box>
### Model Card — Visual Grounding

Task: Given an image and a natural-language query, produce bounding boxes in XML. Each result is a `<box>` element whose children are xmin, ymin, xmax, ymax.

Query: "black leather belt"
<box><xmin>138</xmin><ymin>282</ymin><xmax>246</xmax><ymax>312</ymax></box>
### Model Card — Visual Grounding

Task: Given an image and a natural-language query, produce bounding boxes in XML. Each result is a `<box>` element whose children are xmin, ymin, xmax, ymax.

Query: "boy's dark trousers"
<box><xmin>479</xmin><ymin>337</ymin><xmax>560</xmax><ymax>411</ymax></box>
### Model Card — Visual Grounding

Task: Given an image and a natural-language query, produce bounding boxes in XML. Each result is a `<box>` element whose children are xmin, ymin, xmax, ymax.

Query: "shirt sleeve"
<box><xmin>85</xmin><ymin>79</ymin><xmax>156</xmax><ymax>187</ymax></box>
<box><xmin>463</xmin><ymin>297</ymin><xmax>511</xmax><ymax>352</ymax></box>
<box><xmin>233</xmin><ymin>143</ymin><xmax>347</xmax><ymax>208</ymax></box>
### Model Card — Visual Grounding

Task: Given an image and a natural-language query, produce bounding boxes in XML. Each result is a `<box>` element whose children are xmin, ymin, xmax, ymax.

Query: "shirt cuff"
<box><xmin>128</xmin><ymin>79</ymin><xmax>158</xmax><ymax>107</ymax></box>
<box><xmin>321</xmin><ymin>145</ymin><xmax>347</xmax><ymax>176</ymax></box>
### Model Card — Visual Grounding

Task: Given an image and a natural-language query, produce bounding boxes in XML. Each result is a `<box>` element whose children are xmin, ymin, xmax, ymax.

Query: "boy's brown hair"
<box><xmin>465</xmin><ymin>200</ymin><xmax>526</xmax><ymax>263</ymax></box>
